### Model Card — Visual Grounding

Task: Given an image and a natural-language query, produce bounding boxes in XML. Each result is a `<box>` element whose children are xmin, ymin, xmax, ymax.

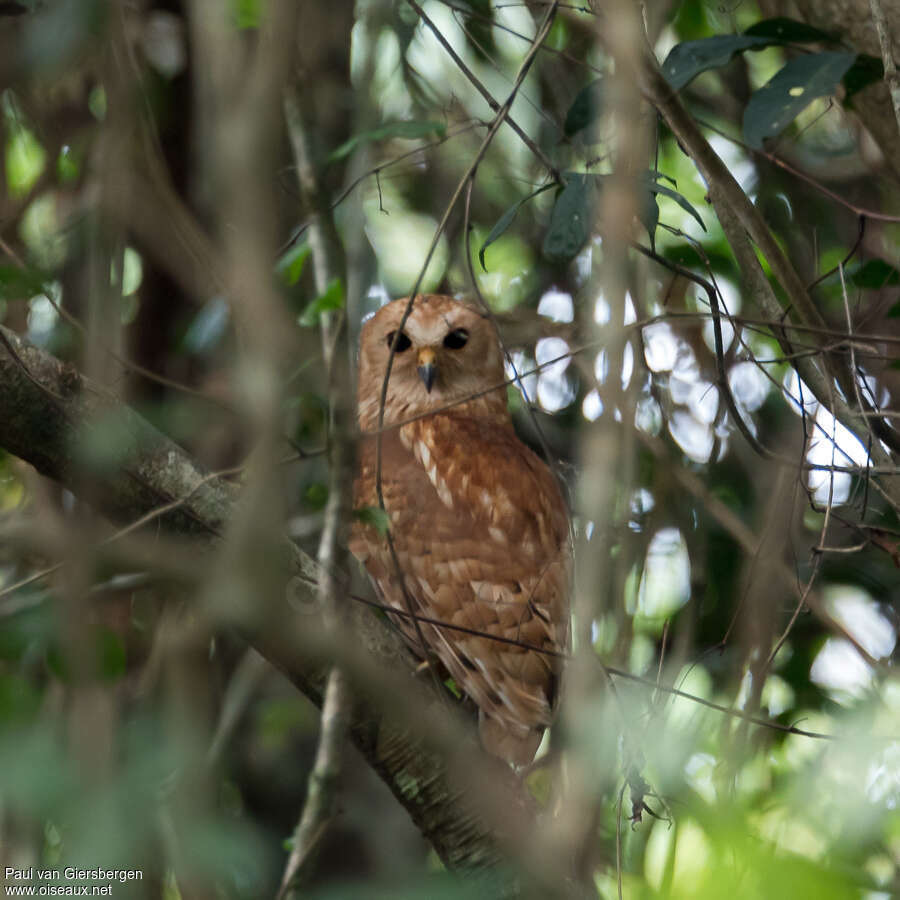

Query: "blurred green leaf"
<box><xmin>542</xmin><ymin>174</ymin><xmax>593</xmax><ymax>264</ymax></box>
<box><xmin>232</xmin><ymin>0</ymin><xmax>264</xmax><ymax>28</ymax></box>
<box><xmin>662</xmin><ymin>34</ymin><xmax>771</xmax><ymax>91</ymax></box>
<box><xmin>639</xmin><ymin>191</ymin><xmax>660</xmax><ymax>250</ymax></box>
<box><xmin>6</xmin><ymin>125</ymin><xmax>46</xmax><ymax>196</ymax></box>
<box><xmin>743</xmin><ymin>17</ymin><xmax>839</xmax><ymax>42</ymax></box>
<box><xmin>848</xmin><ymin>259</ymin><xmax>900</xmax><ymax>288</ymax></box>
<box><xmin>95</xmin><ymin>627</ymin><xmax>127</xmax><ymax>681</ymax></box>
<box><xmin>663</xmin><ymin>19</ymin><xmax>842</xmax><ymax>93</ymax></box>
<box><xmin>888</xmin><ymin>300</ymin><xmax>900</xmax><ymax>318</ymax></box>
<box><xmin>563</xmin><ymin>77</ymin><xmax>604</xmax><ymax>137</ymax></box>
<box><xmin>56</xmin><ymin>144</ymin><xmax>80</xmax><ymax>183</ymax></box>
<box><xmin>0</xmin><ymin>603</ymin><xmax>52</xmax><ymax>661</ymax></box>
<box><xmin>303</xmin><ymin>481</ymin><xmax>328</xmax><ymax>510</ymax></box>
<box><xmin>743</xmin><ymin>52</ymin><xmax>857</xmax><ymax>148</ymax></box>
<box><xmin>842</xmin><ymin>53</ymin><xmax>884</xmax><ymax>98</ymax></box>
<box><xmin>299</xmin><ymin>277</ymin><xmax>344</xmax><ymax>327</ymax></box>
<box><xmin>276</xmin><ymin>242</ymin><xmax>311</xmax><ymax>286</ymax></box>
<box><xmin>0</xmin><ymin>673</ymin><xmax>41</xmax><ymax>724</ymax></box>
<box><xmin>354</xmin><ymin>506</ymin><xmax>391</xmax><ymax>536</ymax></box>
<box><xmin>88</xmin><ymin>84</ymin><xmax>106</xmax><ymax>120</ymax></box>
<box><xmin>0</xmin><ymin>264</ymin><xmax>48</xmax><ymax>300</ymax></box>
<box><xmin>329</xmin><ymin>120</ymin><xmax>446</xmax><ymax>164</ymax></box>
<box><xmin>479</xmin><ymin>183</ymin><xmax>555</xmax><ymax>271</ymax></box>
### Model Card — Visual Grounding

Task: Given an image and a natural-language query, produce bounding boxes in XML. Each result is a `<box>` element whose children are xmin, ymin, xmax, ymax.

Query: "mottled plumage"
<box><xmin>351</xmin><ymin>295</ymin><xmax>570</xmax><ymax>765</ymax></box>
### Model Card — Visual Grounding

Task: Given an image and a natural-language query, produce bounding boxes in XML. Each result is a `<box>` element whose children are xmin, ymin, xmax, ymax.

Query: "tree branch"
<box><xmin>0</xmin><ymin>323</ymin><xmax>530</xmax><ymax>882</ymax></box>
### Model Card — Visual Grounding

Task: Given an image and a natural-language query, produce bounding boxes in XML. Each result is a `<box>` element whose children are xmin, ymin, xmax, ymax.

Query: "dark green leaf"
<box><xmin>644</xmin><ymin>177</ymin><xmax>707</xmax><ymax>232</ymax></box>
<box><xmin>96</xmin><ymin>627</ymin><xmax>126</xmax><ymax>681</ymax></box>
<box><xmin>662</xmin><ymin>35</ymin><xmax>771</xmax><ymax>91</ymax></box>
<box><xmin>542</xmin><ymin>174</ymin><xmax>593</xmax><ymax>264</ymax></box>
<box><xmin>0</xmin><ymin>264</ymin><xmax>47</xmax><ymax>300</ymax></box>
<box><xmin>329</xmin><ymin>121</ymin><xmax>446</xmax><ymax>164</ymax></box>
<box><xmin>276</xmin><ymin>243</ymin><xmax>310</xmax><ymax>287</ymax></box>
<box><xmin>564</xmin><ymin>78</ymin><xmax>604</xmax><ymax>137</ymax></box>
<box><xmin>0</xmin><ymin>673</ymin><xmax>41</xmax><ymax>725</ymax></box>
<box><xmin>742</xmin><ymin>51</ymin><xmax>857</xmax><ymax>148</ymax></box>
<box><xmin>843</xmin><ymin>53</ymin><xmax>884</xmax><ymax>98</ymax></box>
<box><xmin>743</xmin><ymin>18</ymin><xmax>839</xmax><ymax>43</ymax></box>
<box><xmin>639</xmin><ymin>192</ymin><xmax>660</xmax><ymax>250</ymax></box>
<box><xmin>479</xmin><ymin>183</ymin><xmax>555</xmax><ymax>271</ymax></box>
<box><xmin>299</xmin><ymin>278</ymin><xmax>344</xmax><ymax>327</ymax></box>
<box><xmin>849</xmin><ymin>259</ymin><xmax>900</xmax><ymax>288</ymax></box>
<box><xmin>354</xmin><ymin>506</ymin><xmax>391</xmax><ymax>536</ymax></box>
<box><xmin>888</xmin><ymin>301</ymin><xmax>900</xmax><ymax>318</ymax></box>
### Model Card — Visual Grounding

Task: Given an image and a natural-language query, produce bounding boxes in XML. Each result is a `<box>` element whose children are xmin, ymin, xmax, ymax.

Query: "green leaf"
<box><xmin>354</xmin><ymin>506</ymin><xmax>391</xmax><ymax>536</ymax></box>
<box><xmin>662</xmin><ymin>35</ymin><xmax>771</xmax><ymax>91</ymax></box>
<box><xmin>663</xmin><ymin>19</ymin><xmax>842</xmax><ymax>93</ymax></box>
<box><xmin>0</xmin><ymin>264</ymin><xmax>48</xmax><ymax>300</ymax></box>
<box><xmin>888</xmin><ymin>300</ymin><xmax>900</xmax><ymax>318</ymax></box>
<box><xmin>542</xmin><ymin>174</ymin><xmax>594</xmax><ymax>264</ymax></box>
<box><xmin>564</xmin><ymin>77</ymin><xmax>604</xmax><ymax>137</ymax></box>
<box><xmin>743</xmin><ymin>18</ymin><xmax>839</xmax><ymax>43</ymax></box>
<box><xmin>5</xmin><ymin>125</ymin><xmax>46</xmax><ymax>198</ymax></box>
<box><xmin>95</xmin><ymin>627</ymin><xmax>127</xmax><ymax>681</ymax></box>
<box><xmin>298</xmin><ymin>278</ymin><xmax>344</xmax><ymax>327</ymax></box>
<box><xmin>303</xmin><ymin>481</ymin><xmax>328</xmax><ymax>511</ymax></box>
<box><xmin>848</xmin><ymin>259</ymin><xmax>900</xmax><ymax>288</ymax></box>
<box><xmin>232</xmin><ymin>0</ymin><xmax>264</xmax><ymax>29</ymax></box>
<box><xmin>742</xmin><ymin>51</ymin><xmax>857</xmax><ymax>148</ymax></box>
<box><xmin>0</xmin><ymin>674</ymin><xmax>42</xmax><ymax>725</ymax></box>
<box><xmin>329</xmin><ymin>120</ymin><xmax>447</xmax><ymax>164</ymax></box>
<box><xmin>644</xmin><ymin>177</ymin><xmax>707</xmax><ymax>232</ymax></box>
<box><xmin>639</xmin><ymin>192</ymin><xmax>660</xmax><ymax>251</ymax></box>
<box><xmin>843</xmin><ymin>53</ymin><xmax>884</xmax><ymax>98</ymax></box>
<box><xmin>56</xmin><ymin>144</ymin><xmax>80</xmax><ymax>183</ymax></box>
<box><xmin>276</xmin><ymin>243</ymin><xmax>310</xmax><ymax>286</ymax></box>
<box><xmin>479</xmin><ymin>183</ymin><xmax>555</xmax><ymax>271</ymax></box>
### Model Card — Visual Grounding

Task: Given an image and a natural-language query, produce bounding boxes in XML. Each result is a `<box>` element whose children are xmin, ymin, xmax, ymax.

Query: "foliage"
<box><xmin>0</xmin><ymin>0</ymin><xmax>899</xmax><ymax>898</ymax></box>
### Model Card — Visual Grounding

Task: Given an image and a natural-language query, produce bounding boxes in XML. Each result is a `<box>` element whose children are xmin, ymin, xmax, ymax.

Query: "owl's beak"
<box><xmin>417</xmin><ymin>348</ymin><xmax>437</xmax><ymax>393</ymax></box>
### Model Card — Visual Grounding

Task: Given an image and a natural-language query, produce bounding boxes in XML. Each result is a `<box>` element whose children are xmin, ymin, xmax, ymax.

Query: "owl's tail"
<box><xmin>479</xmin><ymin>713</ymin><xmax>544</xmax><ymax>767</ymax></box>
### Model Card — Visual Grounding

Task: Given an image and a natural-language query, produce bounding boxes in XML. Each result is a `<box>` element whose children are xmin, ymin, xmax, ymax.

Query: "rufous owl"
<box><xmin>351</xmin><ymin>294</ymin><xmax>570</xmax><ymax>765</ymax></box>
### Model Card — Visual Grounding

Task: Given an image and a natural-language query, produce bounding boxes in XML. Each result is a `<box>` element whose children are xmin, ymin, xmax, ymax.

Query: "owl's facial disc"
<box><xmin>416</xmin><ymin>347</ymin><xmax>437</xmax><ymax>393</ymax></box>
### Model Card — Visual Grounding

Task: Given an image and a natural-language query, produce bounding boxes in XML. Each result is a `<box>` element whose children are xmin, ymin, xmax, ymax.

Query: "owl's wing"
<box><xmin>351</xmin><ymin>415</ymin><xmax>570</xmax><ymax>765</ymax></box>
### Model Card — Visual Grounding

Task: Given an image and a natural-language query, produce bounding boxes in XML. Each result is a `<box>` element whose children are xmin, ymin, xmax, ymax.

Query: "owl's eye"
<box><xmin>385</xmin><ymin>331</ymin><xmax>412</xmax><ymax>352</ymax></box>
<box><xmin>443</xmin><ymin>328</ymin><xmax>469</xmax><ymax>350</ymax></box>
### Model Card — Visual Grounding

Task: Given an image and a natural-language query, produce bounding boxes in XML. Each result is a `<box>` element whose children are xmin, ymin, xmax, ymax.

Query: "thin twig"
<box><xmin>279</xmin><ymin>77</ymin><xmax>356</xmax><ymax>898</ymax></box>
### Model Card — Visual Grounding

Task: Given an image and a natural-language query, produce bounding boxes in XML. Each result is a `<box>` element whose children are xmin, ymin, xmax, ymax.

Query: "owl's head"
<box><xmin>357</xmin><ymin>295</ymin><xmax>509</xmax><ymax>430</ymax></box>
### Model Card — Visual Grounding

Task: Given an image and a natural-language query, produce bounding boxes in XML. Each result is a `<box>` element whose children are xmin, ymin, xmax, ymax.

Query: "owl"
<box><xmin>350</xmin><ymin>294</ymin><xmax>570</xmax><ymax>766</ymax></box>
